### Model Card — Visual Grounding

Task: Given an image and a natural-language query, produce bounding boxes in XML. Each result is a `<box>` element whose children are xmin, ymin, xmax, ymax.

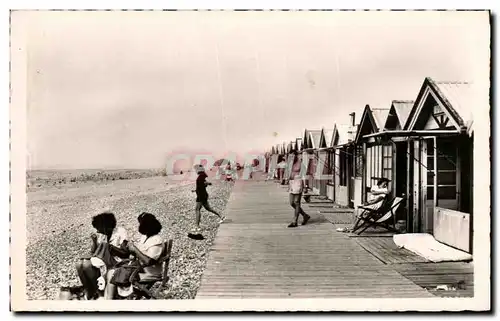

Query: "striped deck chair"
<box><xmin>351</xmin><ymin>196</ymin><xmax>394</xmax><ymax>230</ymax></box>
<box><xmin>351</xmin><ymin>196</ymin><xmax>405</xmax><ymax>235</ymax></box>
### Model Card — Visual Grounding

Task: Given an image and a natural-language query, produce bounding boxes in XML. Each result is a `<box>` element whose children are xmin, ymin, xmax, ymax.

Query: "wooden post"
<box><xmin>421</xmin><ymin>139</ymin><xmax>428</xmax><ymax>233</ymax></box>
<box><xmin>362</xmin><ymin>142</ymin><xmax>367</xmax><ymax>203</ymax></box>
<box><xmin>433</xmin><ymin>137</ymin><xmax>438</xmax><ymax>210</ymax></box>
<box><xmin>413</xmin><ymin>140</ymin><xmax>420</xmax><ymax>233</ymax></box>
<box><xmin>391</xmin><ymin>140</ymin><xmax>397</xmax><ymax>199</ymax></box>
<box><xmin>407</xmin><ymin>140</ymin><xmax>413</xmax><ymax>233</ymax></box>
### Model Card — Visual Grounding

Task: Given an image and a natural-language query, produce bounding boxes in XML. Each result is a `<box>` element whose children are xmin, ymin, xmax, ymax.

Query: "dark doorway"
<box><xmin>395</xmin><ymin>142</ymin><xmax>407</xmax><ymax>197</ymax></box>
<box><xmin>395</xmin><ymin>141</ymin><xmax>408</xmax><ymax>222</ymax></box>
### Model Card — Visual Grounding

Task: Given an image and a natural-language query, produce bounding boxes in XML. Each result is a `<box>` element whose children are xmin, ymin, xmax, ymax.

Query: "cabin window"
<box><xmin>426</xmin><ymin>138</ymin><xmax>458</xmax><ymax>210</ymax></box>
<box><xmin>382</xmin><ymin>144</ymin><xmax>393</xmax><ymax>182</ymax></box>
<box><xmin>366</xmin><ymin>143</ymin><xmax>393</xmax><ymax>187</ymax></box>
<box><xmin>328</xmin><ymin>152</ymin><xmax>334</xmax><ymax>183</ymax></box>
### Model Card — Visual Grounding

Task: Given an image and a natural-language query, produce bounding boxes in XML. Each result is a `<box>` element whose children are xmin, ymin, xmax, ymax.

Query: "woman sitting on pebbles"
<box><xmin>75</xmin><ymin>212</ymin><xmax>129</xmax><ymax>300</ymax></box>
<box><xmin>104</xmin><ymin>212</ymin><xmax>165</xmax><ymax>299</ymax></box>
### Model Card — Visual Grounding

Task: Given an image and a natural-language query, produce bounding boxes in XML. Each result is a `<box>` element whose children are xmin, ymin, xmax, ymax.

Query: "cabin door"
<box><xmin>417</xmin><ymin>137</ymin><xmax>460</xmax><ymax>233</ymax></box>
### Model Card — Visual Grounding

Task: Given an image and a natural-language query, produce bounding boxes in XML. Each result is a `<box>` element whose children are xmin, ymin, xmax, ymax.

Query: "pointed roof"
<box><xmin>383</xmin><ymin>100</ymin><xmax>414</xmax><ymax>130</ymax></box>
<box><xmin>434</xmin><ymin>81</ymin><xmax>474</xmax><ymax>132</ymax></box>
<box><xmin>334</xmin><ymin>124</ymin><xmax>352</xmax><ymax>146</ymax></box>
<box><xmin>392</xmin><ymin>100</ymin><xmax>414</xmax><ymax>129</ymax></box>
<box><xmin>308</xmin><ymin>130</ymin><xmax>322</xmax><ymax>149</ymax></box>
<box><xmin>330</xmin><ymin>124</ymin><xmax>338</xmax><ymax>147</ymax></box>
<box><xmin>355</xmin><ymin>104</ymin><xmax>389</xmax><ymax>142</ymax></box>
<box><xmin>302</xmin><ymin>129</ymin><xmax>310</xmax><ymax>149</ymax></box>
<box><xmin>405</xmin><ymin>77</ymin><xmax>475</xmax><ymax>135</ymax></box>
<box><xmin>319</xmin><ymin>127</ymin><xmax>335</xmax><ymax>148</ymax></box>
<box><xmin>296</xmin><ymin>137</ymin><xmax>303</xmax><ymax>151</ymax></box>
<box><xmin>371</xmin><ymin>108</ymin><xmax>390</xmax><ymax>130</ymax></box>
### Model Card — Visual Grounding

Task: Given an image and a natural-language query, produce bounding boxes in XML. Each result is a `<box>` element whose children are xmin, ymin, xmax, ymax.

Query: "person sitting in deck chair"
<box><xmin>366</xmin><ymin>178</ymin><xmax>390</xmax><ymax>206</ymax></box>
<box><xmin>336</xmin><ymin>178</ymin><xmax>391</xmax><ymax>233</ymax></box>
<box><xmin>75</xmin><ymin>212</ymin><xmax>129</xmax><ymax>300</ymax></box>
<box><xmin>104</xmin><ymin>212</ymin><xmax>164</xmax><ymax>299</ymax></box>
<box><xmin>355</xmin><ymin>178</ymin><xmax>391</xmax><ymax>219</ymax></box>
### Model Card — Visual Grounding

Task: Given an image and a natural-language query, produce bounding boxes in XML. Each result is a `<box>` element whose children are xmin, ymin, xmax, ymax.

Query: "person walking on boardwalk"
<box><xmin>189</xmin><ymin>165</ymin><xmax>225</xmax><ymax>239</ymax></box>
<box><xmin>287</xmin><ymin>152</ymin><xmax>311</xmax><ymax>228</ymax></box>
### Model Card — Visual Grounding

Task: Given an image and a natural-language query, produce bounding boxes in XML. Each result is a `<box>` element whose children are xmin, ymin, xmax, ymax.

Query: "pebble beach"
<box><xmin>26</xmin><ymin>169</ymin><xmax>234</xmax><ymax>300</ymax></box>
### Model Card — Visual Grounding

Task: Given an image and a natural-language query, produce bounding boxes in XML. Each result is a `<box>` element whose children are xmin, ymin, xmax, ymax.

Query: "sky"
<box><xmin>19</xmin><ymin>10</ymin><xmax>489</xmax><ymax>169</ymax></box>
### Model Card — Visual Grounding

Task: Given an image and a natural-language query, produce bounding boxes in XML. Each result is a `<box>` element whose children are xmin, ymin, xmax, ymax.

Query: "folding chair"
<box><xmin>351</xmin><ymin>197</ymin><xmax>405</xmax><ymax>235</ymax></box>
<box><xmin>128</xmin><ymin>239</ymin><xmax>174</xmax><ymax>300</ymax></box>
<box><xmin>351</xmin><ymin>196</ymin><xmax>394</xmax><ymax>230</ymax></box>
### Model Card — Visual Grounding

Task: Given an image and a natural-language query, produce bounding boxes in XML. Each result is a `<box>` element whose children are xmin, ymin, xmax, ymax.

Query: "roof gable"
<box><xmin>335</xmin><ymin>124</ymin><xmax>351</xmax><ymax>146</ymax></box>
<box><xmin>319</xmin><ymin>128</ymin><xmax>335</xmax><ymax>148</ymax></box>
<box><xmin>330</xmin><ymin>124</ymin><xmax>338</xmax><ymax>147</ymax></box>
<box><xmin>383</xmin><ymin>100</ymin><xmax>414</xmax><ymax>130</ymax></box>
<box><xmin>354</xmin><ymin>104</ymin><xmax>380</xmax><ymax>143</ymax></box>
<box><xmin>296</xmin><ymin>138</ymin><xmax>303</xmax><ymax>151</ymax></box>
<box><xmin>308</xmin><ymin>130</ymin><xmax>322</xmax><ymax>149</ymax></box>
<box><xmin>405</xmin><ymin>77</ymin><xmax>473</xmax><ymax>134</ymax></box>
<box><xmin>302</xmin><ymin>130</ymin><xmax>309</xmax><ymax>149</ymax></box>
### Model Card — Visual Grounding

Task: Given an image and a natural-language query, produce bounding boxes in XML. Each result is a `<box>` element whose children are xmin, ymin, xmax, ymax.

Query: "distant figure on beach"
<box><xmin>189</xmin><ymin>166</ymin><xmax>226</xmax><ymax>238</ymax></box>
<box><xmin>287</xmin><ymin>152</ymin><xmax>311</xmax><ymax>228</ymax></box>
<box><xmin>225</xmin><ymin>163</ymin><xmax>234</xmax><ymax>182</ymax></box>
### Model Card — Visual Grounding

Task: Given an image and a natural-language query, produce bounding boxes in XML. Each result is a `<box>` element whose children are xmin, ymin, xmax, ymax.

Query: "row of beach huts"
<box><xmin>263</xmin><ymin>77</ymin><xmax>475</xmax><ymax>255</ymax></box>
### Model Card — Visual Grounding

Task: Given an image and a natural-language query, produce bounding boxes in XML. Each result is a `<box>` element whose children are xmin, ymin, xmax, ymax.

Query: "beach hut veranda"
<box><xmin>364</xmin><ymin>77</ymin><xmax>475</xmax><ymax>254</ymax></box>
<box><xmin>314</xmin><ymin>127</ymin><xmax>335</xmax><ymax>197</ymax></box>
<box><xmin>353</xmin><ymin>104</ymin><xmax>391</xmax><ymax>208</ymax></box>
<box><xmin>331</xmin><ymin>113</ymin><xmax>357</xmax><ymax>208</ymax></box>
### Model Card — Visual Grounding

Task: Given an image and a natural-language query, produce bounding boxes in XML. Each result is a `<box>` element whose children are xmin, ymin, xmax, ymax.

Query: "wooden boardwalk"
<box><xmin>196</xmin><ymin>175</ymin><xmax>433</xmax><ymax>298</ymax></box>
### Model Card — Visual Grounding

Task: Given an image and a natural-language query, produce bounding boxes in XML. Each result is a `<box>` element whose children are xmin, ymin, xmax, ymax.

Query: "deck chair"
<box><xmin>128</xmin><ymin>239</ymin><xmax>174</xmax><ymax>300</ymax></box>
<box><xmin>351</xmin><ymin>197</ymin><xmax>405</xmax><ymax>235</ymax></box>
<box><xmin>351</xmin><ymin>196</ymin><xmax>394</xmax><ymax>230</ymax></box>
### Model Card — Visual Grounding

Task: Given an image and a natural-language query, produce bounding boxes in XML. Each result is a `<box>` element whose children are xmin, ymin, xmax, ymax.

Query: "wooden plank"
<box><xmin>355</xmin><ymin>237</ymin><xmax>430</xmax><ymax>264</ymax></box>
<box><xmin>197</xmin><ymin>175</ymin><xmax>433</xmax><ymax>299</ymax></box>
<box><xmin>392</xmin><ymin>262</ymin><xmax>474</xmax><ymax>298</ymax></box>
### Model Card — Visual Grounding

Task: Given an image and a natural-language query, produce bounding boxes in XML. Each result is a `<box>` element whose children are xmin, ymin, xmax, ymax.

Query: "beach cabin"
<box><xmin>275</xmin><ymin>144</ymin><xmax>283</xmax><ymax>180</ymax></box>
<box><xmin>325</xmin><ymin>124</ymin><xmax>339</xmax><ymax>202</ymax></box>
<box><xmin>282</xmin><ymin>141</ymin><xmax>288</xmax><ymax>163</ymax></box>
<box><xmin>287</xmin><ymin>141</ymin><xmax>294</xmax><ymax>156</ymax></box>
<box><xmin>406</xmin><ymin>78</ymin><xmax>474</xmax><ymax>253</ymax></box>
<box><xmin>354</xmin><ymin>104</ymin><xmax>390</xmax><ymax>208</ymax></box>
<box><xmin>302</xmin><ymin>129</ymin><xmax>322</xmax><ymax>193</ymax></box>
<box><xmin>315</xmin><ymin>127</ymin><xmax>335</xmax><ymax>197</ymax></box>
<box><xmin>268</xmin><ymin>145</ymin><xmax>280</xmax><ymax>178</ymax></box>
<box><xmin>264</xmin><ymin>151</ymin><xmax>271</xmax><ymax>174</ymax></box>
<box><xmin>332</xmin><ymin>113</ymin><xmax>357</xmax><ymax>208</ymax></box>
<box><xmin>382</xmin><ymin>100</ymin><xmax>414</xmax><ymax>198</ymax></box>
<box><xmin>363</xmin><ymin>77</ymin><xmax>475</xmax><ymax>254</ymax></box>
<box><xmin>296</xmin><ymin>138</ymin><xmax>303</xmax><ymax>153</ymax></box>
